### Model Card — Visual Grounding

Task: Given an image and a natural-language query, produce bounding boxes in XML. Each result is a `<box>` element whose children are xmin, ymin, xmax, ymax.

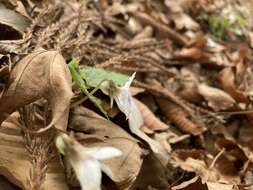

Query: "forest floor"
<box><xmin>1</xmin><ymin>0</ymin><xmax>253</xmax><ymax>190</ymax></box>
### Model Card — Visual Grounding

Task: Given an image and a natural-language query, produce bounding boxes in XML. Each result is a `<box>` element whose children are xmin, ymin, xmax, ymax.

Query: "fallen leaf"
<box><xmin>197</xmin><ymin>83</ymin><xmax>236</xmax><ymax>111</ymax></box>
<box><xmin>172</xmin><ymin>176</ymin><xmax>236</xmax><ymax>190</ymax></box>
<box><xmin>178</xmin><ymin>68</ymin><xmax>203</xmax><ymax>103</ymax></box>
<box><xmin>131</xmin><ymin>153</ymin><xmax>169</xmax><ymax>190</ymax></box>
<box><xmin>132</xmin><ymin>26</ymin><xmax>154</xmax><ymax>40</ymax></box>
<box><xmin>105</xmin><ymin>2</ymin><xmax>141</xmax><ymax>16</ymax></box>
<box><xmin>0</xmin><ymin>49</ymin><xmax>73</xmax><ymax>132</ymax></box>
<box><xmin>68</xmin><ymin>106</ymin><xmax>143</xmax><ymax>189</ymax></box>
<box><xmin>206</xmin><ymin>182</ymin><xmax>235</xmax><ymax>190</ymax></box>
<box><xmin>0</xmin><ymin>175</ymin><xmax>20</xmax><ymax>190</ymax></box>
<box><xmin>172</xmin><ymin>154</ymin><xmax>220</xmax><ymax>183</ymax></box>
<box><xmin>14</xmin><ymin>1</ymin><xmax>32</xmax><ymax>20</ymax></box>
<box><xmin>134</xmin><ymin>99</ymin><xmax>169</xmax><ymax>132</ymax></box>
<box><xmin>0</xmin><ymin>4</ymin><xmax>30</xmax><ymax>40</ymax></box>
<box><xmin>172</xmin><ymin>47</ymin><xmax>212</xmax><ymax>63</ymax></box>
<box><xmin>164</xmin><ymin>0</ymin><xmax>199</xmax><ymax>31</ymax></box>
<box><xmin>128</xmin><ymin>97</ymin><xmax>170</xmax><ymax>165</ymax></box>
<box><xmin>248</xmin><ymin>32</ymin><xmax>253</xmax><ymax>48</ymax></box>
<box><xmin>219</xmin><ymin>67</ymin><xmax>248</xmax><ymax>103</ymax></box>
<box><xmin>127</xmin><ymin>17</ymin><xmax>143</xmax><ymax>34</ymax></box>
<box><xmin>172</xmin><ymin>176</ymin><xmax>208</xmax><ymax>190</ymax></box>
<box><xmin>171</xmin><ymin>13</ymin><xmax>200</xmax><ymax>31</ymax></box>
<box><xmin>206</xmin><ymin>37</ymin><xmax>227</xmax><ymax>53</ymax></box>
<box><xmin>157</xmin><ymin>98</ymin><xmax>206</xmax><ymax>135</ymax></box>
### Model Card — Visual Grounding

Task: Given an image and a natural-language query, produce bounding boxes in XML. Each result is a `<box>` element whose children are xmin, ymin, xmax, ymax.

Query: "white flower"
<box><xmin>100</xmin><ymin>73</ymin><xmax>169</xmax><ymax>165</ymax></box>
<box><xmin>55</xmin><ymin>133</ymin><xmax>122</xmax><ymax>190</ymax></box>
<box><xmin>100</xmin><ymin>72</ymin><xmax>136</xmax><ymax>119</ymax></box>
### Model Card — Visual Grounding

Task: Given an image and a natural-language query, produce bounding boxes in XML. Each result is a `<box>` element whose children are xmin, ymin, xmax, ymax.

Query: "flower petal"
<box><xmin>114</xmin><ymin>72</ymin><xmax>136</xmax><ymax>118</ymax></box>
<box><xmin>73</xmin><ymin>159</ymin><xmax>102</xmax><ymax>190</ymax></box>
<box><xmin>86</xmin><ymin>146</ymin><xmax>122</xmax><ymax>160</ymax></box>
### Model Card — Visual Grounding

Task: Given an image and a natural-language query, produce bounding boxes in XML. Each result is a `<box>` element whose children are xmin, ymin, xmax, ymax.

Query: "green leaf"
<box><xmin>208</xmin><ymin>15</ymin><xmax>229</xmax><ymax>39</ymax></box>
<box><xmin>80</xmin><ymin>67</ymin><xmax>129</xmax><ymax>88</ymax></box>
<box><xmin>68</xmin><ymin>58</ymin><xmax>108</xmax><ymax>119</ymax></box>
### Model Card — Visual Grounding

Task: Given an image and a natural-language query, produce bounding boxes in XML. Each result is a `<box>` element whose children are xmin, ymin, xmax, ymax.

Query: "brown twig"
<box><xmin>133</xmin><ymin>80</ymin><xmax>195</xmax><ymax>115</ymax></box>
<box><xmin>132</xmin><ymin>12</ymin><xmax>188</xmax><ymax>46</ymax></box>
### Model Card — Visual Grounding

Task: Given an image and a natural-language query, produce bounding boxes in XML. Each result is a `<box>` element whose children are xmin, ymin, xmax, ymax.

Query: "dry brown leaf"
<box><xmin>0</xmin><ymin>112</ymin><xmax>69</xmax><ymax>190</ymax></box>
<box><xmin>171</xmin><ymin>13</ymin><xmax>200</xmax><ymax>31</ymax></box>
<box><xmin>206</xmin><ymin>37</ymin><xmax>227</xmax><ymax>53</ymax></box>
<box><xmin>0</xmin><ymin>175</ymin><xmax>20</xmax><ymax>190</ymax></box>
<box><xmin>172</xmin><ymin>176</ymin><xmax>236</xmax><ymax>190</ymax></box>
<box><xmin>157</xmin><ymin>98</ymin><xmax>205</xmax><ymax>136</ymax></box>
<box><xmin>132</xmin><ymin>26</ymin><xmax>153</xmax><ymax>40</ymax></box>
<box><xmin>172</xmin><ymin>156</ymin><xmax>213</xmax><ymax>180</ymax></box>
<box><xmin>153</xmin><ymin>132</ymin><xmax>182</xmax><ymax>153</ymax></box>
<box><xmin>219</xmin><ymin>67</ymin><xmax>248</xmax><ymax>103</ymax></box>
<box><xmin>197</xmin><ymin>83</ymin><xmax>236</xmax><ymax>111</ymax></box>
<box><xmin>134</xmin><ymin>99</ymin><xmax>169</xmax><ymax>132</ymax></box>
<box><xmin>172</xmin><ymin>141</ymin><xmax>244</xmax><ymax>184</ymax></box>
<box><xmin>216</xmin><ymin>137</ymin><xmax>253</xmax><ymax>169</ymax></box>
<box><xmin>206</xmin><ymin>182</ymin><xmax>235</xmax><ymax>190</ymax></box>
<box><xmin>248</xmin><ymin>32</ymin><xmax>253</xmax><ymax>48</ymax></box>
<box><xmin>164</xmin><ymin>0</ymin><xmax>199</xmax><ymax>31</ymax></box>
<box><xmin>187</xmin><ymin>34</ymin><xmax>207</xmax><ymax>49</ymax></box>
<box><xmin>127</xmin><ymin>17</ymin><xmax>143</xmax><ymax>34</ymax></box>
<box><xmin>177</xmin><ymin>68</ymin><xmax>203</xmax><ymax>103</ymax></box>
<box><xmin>14</xmin><ymin>1</ymin><xmax>32</xmax><ymax>20</ymax></box>
<box><xmin>178</xmin><ymin>87</ymin><xmax>203</xmax><ymax>104</ymax></box>
<box><xmin>172</xmin><ymin>176</ymin><xmax>208</xmax><ymax>190</ymax></box>
<box><xmin>0</xmin><ymin>63</ymin><xmax>10</xmax><ymax>80</ymax></box>
<box><xmin>0</xmin><ymin>4</ymin><xmax>30</xmax><ymax>40</ymax></box>
<box><xmin>164</xmin><ymin>0</ymin><xmax>196</xmax><ymax>13</ymax></box>
<box><xmin>68</xmin><ymin>106</ymin><xmax>143</xmax><ymax>190</ymax></box>
<box><xmin>132</xmin><ymin>11</ymin><xmax>188</xmax><ymax>46</ymax></box>
<box><xmin>172</xmin><ymin>47</ymin><xmax>212</xmax><ymax>63</ymax></box>
<box><xmin>0</xmin><ymin>49</ymin><xmax>73</xmax><ymax>132</ymax></box>
<box><xmin>105</xmin><ymin>2</ymin><xmax>142</xmax><ymax>16</ymax></box>
<box><xmin>131</xmin><ymin>153</ymin><xmax>169</xmax><ymax>189</ymax></box>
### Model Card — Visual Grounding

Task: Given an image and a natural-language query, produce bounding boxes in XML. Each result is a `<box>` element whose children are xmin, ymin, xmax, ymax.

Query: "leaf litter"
<box><xmin>1</xmin><ymin>0</ymin><xmax>253</xmax><ymax>190</ymax></box>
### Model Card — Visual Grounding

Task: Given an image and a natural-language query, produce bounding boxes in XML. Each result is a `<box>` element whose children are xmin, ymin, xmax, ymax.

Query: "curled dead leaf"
<box><xmin>214</xmin><ymin>138</ymin><xmax>248</xmax><ymax>180</ymax></box>
<box><xmin>177</xmin><ymin>68</ymin><xmax>203</xmax><ymax>103</ymax></box>
<box><xmin>219</xmin><ymin>67</ymin><xmax>248</xmax><ymax>103</ymax></box>
<box><xmin>133</xmin><ymin>26</ymin><xmax>154</xmax><ymax>40</ymax></box>
<box><xmin>179</xmin><ymin>87</ymin><xmax>203</xmax><ymax>104</ymax></box>
<box><xmin>172</xmin><ymin>176</ymin><xmax>208</xmax><ymax>190</ymax></box>
<box><xmin>172</xmin><ymin>176</ymin><xmax>236</xmax><ymax>190</ymax></box>
<box><xmin>206</xmin><ymin>182</ymin><xmax>236</xmax><ymax>190</ymax></box>
<box><xmin>171</xmin><ymin>151</ymin><xmax>220</xmax><ymax>183</ymax></box>
<box><xmin>0</xmin><ymin>49</ymin><xmax>73</xmax><ymax>132</ymax></box>
<box><xmin>0</xmin><ymin>4</ymin><xmax>30</xmax><ymax>40</ymax></box>
<box><xmin>157</xmin><ymin>99</ymin><xmax>205</xmax><ymax>136</ymax></box>
<box><xmin>172</xmin><ymin>47</ymin><xmax>212</xmax><ymax>63</ymax></box>
<box><xmin>171</xmin><ymin>13</ymin><xmax>200</xmax><ymax>31</ymax></box>
<box><xmin>197</xmin><ymin>83</ymin><xmax>236</xmax><ymax>111</ymax></box>
<box><xmin>134</xmin><ymin>99</ymin><xmax>169</xmax><ymax>132</ymax></box>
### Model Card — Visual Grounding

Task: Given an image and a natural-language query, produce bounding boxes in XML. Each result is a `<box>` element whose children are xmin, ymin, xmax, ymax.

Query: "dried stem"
<box><xmin>19</xmin><ymin>102</ymin><xmax>55</xmax><ymax>190</ymax></box>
